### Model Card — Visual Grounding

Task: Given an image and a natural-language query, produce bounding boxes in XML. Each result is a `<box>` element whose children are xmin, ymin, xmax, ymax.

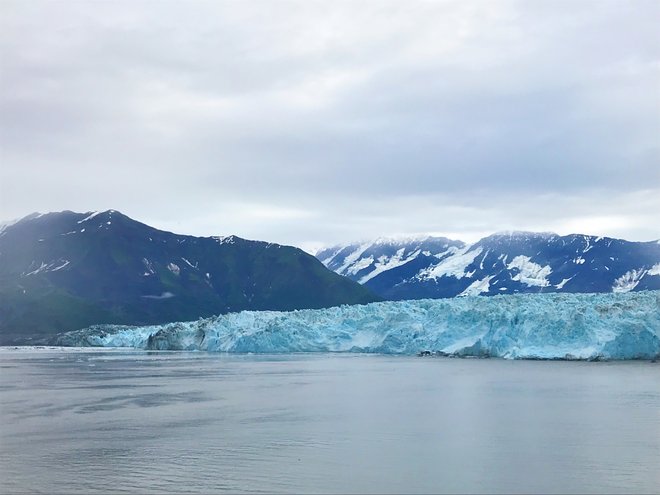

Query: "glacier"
<box><xmin>55</xmin><ymin>291</ymin><xmax>660</xmax><ymax>360</ymax></box>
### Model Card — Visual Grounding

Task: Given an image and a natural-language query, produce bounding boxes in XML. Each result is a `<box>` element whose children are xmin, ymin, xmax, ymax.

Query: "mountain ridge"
<box><xmin>0</xmin><ymin>209</ymin><xmax>379</xmax><ymax>344</ymax></box>
<box><xmin>316</xmin><ymin>232</ymin><xmax>660</xmax><ymax>300</ymax></box>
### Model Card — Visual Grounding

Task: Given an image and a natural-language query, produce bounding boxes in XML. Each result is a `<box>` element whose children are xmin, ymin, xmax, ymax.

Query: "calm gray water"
<box><xmin>0</xmin><ymin>349</ymin><xmax>659</xmax><ymax>494</ymax></box>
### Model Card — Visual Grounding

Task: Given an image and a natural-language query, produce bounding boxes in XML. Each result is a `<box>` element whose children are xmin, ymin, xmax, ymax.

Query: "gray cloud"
<box><xmin>1</xmin><ymin>0</ymin><xmax>658</xmax><ymax>251</ymax></box>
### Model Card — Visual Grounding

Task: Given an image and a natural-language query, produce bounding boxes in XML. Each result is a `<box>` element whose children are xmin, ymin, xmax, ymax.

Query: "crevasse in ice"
<box><xmin>56</xmin><ymin>291</ymin><xmax>660</xmax><ymax>360</ymax></box>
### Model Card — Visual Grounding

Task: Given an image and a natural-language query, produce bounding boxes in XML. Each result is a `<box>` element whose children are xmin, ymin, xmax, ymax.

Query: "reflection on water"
<box><xmin>1</xmin><ymin>349</ymin><xmax>659</xmax><ymax>494</ymax></box>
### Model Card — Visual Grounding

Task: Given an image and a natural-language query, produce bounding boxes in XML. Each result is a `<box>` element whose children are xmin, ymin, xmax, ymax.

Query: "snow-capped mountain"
<box><xmin>317</xmin><ymin>235</ymin><xmax>465</xmax><ymax>283</ymax></box>
<box><xmin>0</xmin><ymin>210</ymin><xmax>378</xmax><ymax>344</ymax></box>
<box><xmin>317</xmin><ymin>232</ymin><xmax>660</xmax><ymax>300</ymax></box>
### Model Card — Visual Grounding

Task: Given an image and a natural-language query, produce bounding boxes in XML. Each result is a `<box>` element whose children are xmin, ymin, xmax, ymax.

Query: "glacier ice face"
<box><xmin>55</xmin><ymin>291</ymin><xmax>660</xmax><ymax>360</ymax></box>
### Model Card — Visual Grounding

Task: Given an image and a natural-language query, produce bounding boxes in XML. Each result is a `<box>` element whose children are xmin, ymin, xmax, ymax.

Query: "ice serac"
<box><xmin>56</xmin><ymin>291</ymin><xmax>660</xmax><ymax>360</ymax></box>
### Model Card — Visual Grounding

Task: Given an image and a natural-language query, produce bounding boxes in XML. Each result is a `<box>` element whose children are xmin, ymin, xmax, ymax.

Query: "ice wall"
<box><xmin>56</xmin><ymin>291</ymin><xmax>660</xmax><ymax>360</ymax></box>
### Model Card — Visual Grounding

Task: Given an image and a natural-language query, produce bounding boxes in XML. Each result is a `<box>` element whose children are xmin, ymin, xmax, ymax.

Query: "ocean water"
<box><xmin>0</xmin><ymin>349</ymin><xmax>658</xmax><ymax>494</ymax></box>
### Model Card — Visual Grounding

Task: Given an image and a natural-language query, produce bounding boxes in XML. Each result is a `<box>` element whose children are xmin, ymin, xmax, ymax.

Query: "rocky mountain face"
<box><xmin>0</xmin><ymin>210</ymin><xmax>378</xmax><ymax>344</ymax></box>
<box><xmin>317</xmin><ymin>232</ymin><xmax>660</xmax><ymax>300</ymax></box>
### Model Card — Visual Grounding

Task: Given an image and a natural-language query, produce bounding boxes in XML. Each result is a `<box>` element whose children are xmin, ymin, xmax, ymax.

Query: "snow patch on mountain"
<box><xmin>317</xmin><ymin>246</ymin><xmax>345</xmax><ymax>266</ymax></box>
<box><xmin>142</xmin><ymin>292</ymin><xmax>175</xmax><ymax>299</ymax></box>
<box><xmin>479</xmin><ymin>250</ymin><xmax>490</xmax><ymax>270</ymax></box>
<box><xmin>418</xmin><ymin>246</ymin><xmax>482</xmax><ymax>281</ymax></box>
<box><xmin>24</xmin><ymin>261</ymin><xmax>48</xmax><ymax>276</ymax></box>
<box><xmin>167</xmin><ymin>263</ymin><xmax>180</xmax><ymax>276</ymax></box>
<box><xmin>613</xmin><ymin>269</ymin><xmax>647</xmax><ymax>293</ymax></box>
<box><xmin>346</xmin><ymin>255</ymin><xmax>374</xmax><ymax>276</ymax></box>
<box><xmin>335</xmin><ymin>243</ymin><xmax>371</xmax><ymax>275</ymax></box>
<box><xmin>213</xmin><ymin>235</ymin><xmax>236</xmax><ymax>245</ymax></box>
<box><xmin>506</xmin><ymin>255</ymin><xmax>552</xmax><ymax>287</ymax></box>
<box><xmin>77</xmin><ymin>211</ymin><xmax>102</xmax><ymax>224</ymax></box>
<box><xmin>141</xmin><ymin>258</ymin><xmax>155</xmax><ymax>276</ymax></box>
<box><xmin>359</xmin><ymin>248</ymin><xmax>421</xmax><ymax>284</ymax></box>
<box><xmin>22</xmin><ymin>259</ymin><xmax>71</xmax><ymax>276</ymax></box>
<box><xmin>51</xmin><ymin>260</ymin><xmax>70</xmax><ymax>271</ymax></box>
<box><xmin>459</xmin><ymin>275</ymin><xmax>494</xmax><ymax>296</ymax></box>
<box><xmin>555</xmin><ymin>276</ymin><xmax>574</xmax><ymax>290</ymax></box>
<box><xmin>181</xmin><ymin>257</ymin><xmax>198</xmax><ymax>269</ymax></box>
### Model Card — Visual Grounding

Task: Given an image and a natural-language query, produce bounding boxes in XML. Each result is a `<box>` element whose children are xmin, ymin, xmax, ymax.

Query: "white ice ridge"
<box><xmin>57</xmin><ymin>291</ymin><xmax>660</xmax><ymax>360</ymax></box>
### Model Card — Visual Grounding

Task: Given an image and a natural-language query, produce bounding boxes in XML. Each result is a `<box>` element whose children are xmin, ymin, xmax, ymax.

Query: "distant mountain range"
<box><xmin>316</xmin><ymin>233</ymin><xmax>660</xmax><ymax>300</ymax></box>
<box><xmin>0</xmin><ymin>210</ymin><xmax>378</xmax><ymax>344</ymax></box>
<box><xmin>3</xmin><ymin>210</ymin><xmax>659</xmax><ymax>345</ymax></box>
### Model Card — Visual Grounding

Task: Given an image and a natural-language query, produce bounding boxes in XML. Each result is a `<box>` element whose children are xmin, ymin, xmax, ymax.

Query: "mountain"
<box><xmin>0</xmin><ymin>210</ymin><xmax>378</xmax><ymax>344</ymax></box>
<box><xmin>316</xmin><ymin>232</ymin><xmax>660</xmax><ymax>300</ymax></box>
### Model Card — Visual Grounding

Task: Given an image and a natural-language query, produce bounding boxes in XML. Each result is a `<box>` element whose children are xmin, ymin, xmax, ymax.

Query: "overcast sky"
<box><xmin>1</xmin><ymin>0</ymin><xmax>658</xmax><ymax>252</ymax></box>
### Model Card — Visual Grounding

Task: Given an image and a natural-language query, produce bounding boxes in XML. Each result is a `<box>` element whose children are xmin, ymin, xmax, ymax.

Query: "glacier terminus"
<box><xmin>57</xmin><ymin>290</ymin><xmax>660</xmax><ymax>360</ymax></box>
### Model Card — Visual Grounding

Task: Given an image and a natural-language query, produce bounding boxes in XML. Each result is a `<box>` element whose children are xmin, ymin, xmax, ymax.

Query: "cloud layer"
<box><xmin>1</xmin><ymin>0</ymin><xmax>658</xmax><ymax>250</ymax></box>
